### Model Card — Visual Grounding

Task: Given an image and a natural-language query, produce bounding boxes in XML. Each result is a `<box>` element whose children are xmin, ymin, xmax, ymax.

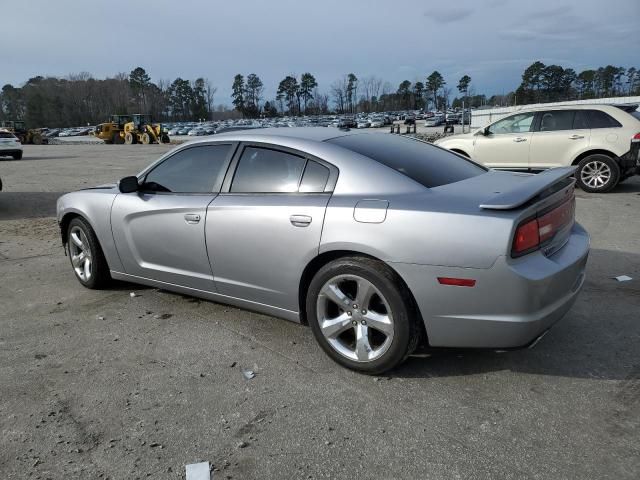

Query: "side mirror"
<box><xmin>118</xmin><ymin>176</ymin><xmax>139</xmax><ymax>193</ymax></box>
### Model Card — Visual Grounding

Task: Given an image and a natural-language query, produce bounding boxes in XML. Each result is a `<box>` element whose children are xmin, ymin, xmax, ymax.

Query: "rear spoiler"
<box><xmin>480</xmin><ymin>167</ymin><xmax>576</xmax><ymax>210</ymax></box>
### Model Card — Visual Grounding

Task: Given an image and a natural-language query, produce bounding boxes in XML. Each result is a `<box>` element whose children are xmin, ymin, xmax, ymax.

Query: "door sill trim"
<box><xmin>110</xmin><ymin>271</ymin><xmax>301</xmax><ymax>323</ymax></box>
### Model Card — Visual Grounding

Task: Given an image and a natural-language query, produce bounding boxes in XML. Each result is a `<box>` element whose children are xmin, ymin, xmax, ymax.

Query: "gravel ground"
<box><xmin>0</xmin><ymin>144</ymin><xmax>639</xmax><ymax>479</ymax></box>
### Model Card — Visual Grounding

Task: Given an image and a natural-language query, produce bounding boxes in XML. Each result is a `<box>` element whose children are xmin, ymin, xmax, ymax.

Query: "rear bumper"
<box><xmin>619</xmin><ymin>142</ymin><xmax>640</xmax><ymax>172</ymax></box>
<box><xmin>0</xmin><ymin>148</ymin><xmax>22</xmax><ymax>155</ymax></box>
<box><xmin>391</xmin><ymin>223</ymin><xmax>590</xmax><ymax>348</ymax></box>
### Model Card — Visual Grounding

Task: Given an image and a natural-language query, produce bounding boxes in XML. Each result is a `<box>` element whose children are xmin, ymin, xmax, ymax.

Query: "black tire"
<box><xmin>576</xmin><ymin>154</ymin><xmax>620</xmax><ymax>193</ymax></box>
<box><xmin>112</xmin><ymin>132</ymin><xmax>123</xmax><ymax>145</ymax></box>
<box><xmin>161</xmin><ymin>133</ymin><xmax>170</xmax><ymax>144</ymax></box>
<box><xmin>66</xmin><ymin>217</ymin><xmax>111</xmax><ymax>289</ymax></box>
<box><xmin>306</xmin><ymin>256</ymin><xmax>420</xmax><ymax>374</ymax></box>
<box><xmin>13</xmin><ymin>151</ymin><xmax>22</xmax><ymax>160</ymax></box>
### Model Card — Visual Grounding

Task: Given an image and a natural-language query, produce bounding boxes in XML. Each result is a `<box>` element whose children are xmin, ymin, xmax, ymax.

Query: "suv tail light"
<box><xmin>512</xmin><ymin>196</ymin><xmax>575</xmax><ymax>257</ymax></box>
<box><xmin>632</xmin><ymin>132</ymin><xmax>640</xmax><ymax>143</ymax></box>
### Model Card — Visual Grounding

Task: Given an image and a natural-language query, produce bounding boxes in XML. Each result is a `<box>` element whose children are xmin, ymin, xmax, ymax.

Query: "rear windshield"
<box><xmin>327</xmin><ymin>134</ymin><xmax>487</xmax><ymax>188</ymax></box>
<box><xmin>0</xmin><ymin>132</ymin><xmax>16</xmax><ymax>139</ymax></box>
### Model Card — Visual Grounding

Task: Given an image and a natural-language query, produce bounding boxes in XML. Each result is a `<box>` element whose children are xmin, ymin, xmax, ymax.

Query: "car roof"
<box><xmin>511</xmin><ymin>104</ymin><xmax>627</xmax><ymax>113</ymax></box>
<box><xmin>211</xmin><ymin>126</ymin><xmax>357</xmax><ymax>143</ymax></box>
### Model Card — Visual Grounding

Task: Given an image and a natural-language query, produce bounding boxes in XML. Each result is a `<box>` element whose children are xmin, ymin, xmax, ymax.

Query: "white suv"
<box><xmin>0</xmin><ymin>129</ymin><xmax>23</xmax><ymax>160</ymax></box>
<box><xmin>435</xmin><ymin>104</ymin><xmax>640</xmax><ymax>192</ymax></box>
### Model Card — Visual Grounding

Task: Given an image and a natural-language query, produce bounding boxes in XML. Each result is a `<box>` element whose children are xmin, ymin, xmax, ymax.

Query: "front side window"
<box><xmin>231</xmin><ymin>147</ymin><xmax>306</xmax><ymax>193</ymax></box>
<box><xmin>539</xmin><ymin>110</ymin><xmax>575</xmax><ymax>131</ymax></box>
<box><xmin>488</xmin><ymin>112</ymin><xmax>535</xmax><ymax>135</ymax></box>
<box><xmin>142</xmin><ymin>145</ymin><xmax>231</xmax><ymax>193</ymax></box>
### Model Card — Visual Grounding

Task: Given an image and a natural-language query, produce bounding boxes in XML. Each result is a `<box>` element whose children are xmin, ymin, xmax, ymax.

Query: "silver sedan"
<box><xmin>57</xmin><ymin>128</ymin><xmax>589</xmax><ymax>373</ymax></box>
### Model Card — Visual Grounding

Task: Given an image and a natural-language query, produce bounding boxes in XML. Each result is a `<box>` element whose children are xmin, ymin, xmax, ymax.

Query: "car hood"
<box><xmin>80</xmin><ymin>183</ymin><xmax>117</xmax><ymax>191</ymax></box>
<box><xmin>434</xmin><ymin>132</ymin><xmax>475</xmax><ymax>144</ymax></box>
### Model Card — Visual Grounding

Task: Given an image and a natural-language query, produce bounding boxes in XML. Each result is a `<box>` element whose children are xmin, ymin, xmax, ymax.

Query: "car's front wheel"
<box><xmin>576</xmin><ymin>154</ymin><xmax>620</xmax><ymax>193</ymax></box>
<box><xmin>13</xmin><ymin>151</ymin><xmax>22</xmax><ymax>160</ymax></box>
<box><xmin>306</xmin><ymin>257</ymin><xmax>420</xmax><ymax>374</ymax></box>
<box><xmin>66</xmin><ymin>217</ymin><xmax>111</xmax><ymax>289</ymax></box>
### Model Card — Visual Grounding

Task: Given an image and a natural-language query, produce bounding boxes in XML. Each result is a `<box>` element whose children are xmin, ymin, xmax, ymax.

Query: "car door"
<box><xmin>528</xmin><ymin>110</ymin><xmax>590</xmax><ymax>169</ymax></box>
<box><xmin>472</xmin><ymin>111</ymin><xmax>536</xmax><ymax>169</ymax></box>
<box><xmin>111</xmin><ymin>143</ymin><xmax>235</xmax><ymax>291</ymax></box>
<box><xmin>206</xmin><ymin>144</ymin><xmax>335</xmax><ymax>312</ymax></box>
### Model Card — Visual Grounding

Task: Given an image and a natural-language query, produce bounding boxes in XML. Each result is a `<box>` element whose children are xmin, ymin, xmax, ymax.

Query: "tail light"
<box><xmin>512</xmin><ymin>196</ymin><xmax>575</xmax><ymax>257</ymax></box>
<box><xmin>632</xmin><ymin>133</ymin><xmax>640</xmax><ymax>143</ymax></box>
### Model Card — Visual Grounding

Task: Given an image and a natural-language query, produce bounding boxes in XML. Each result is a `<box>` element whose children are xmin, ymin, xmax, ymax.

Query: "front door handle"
<box><xmin>290</xmin><ymin>215</ymin><xmax>312</xmax><ymax>227</ymax></box>
<box><xmin>184</xmin><ymin>213</ymin><xmax>201</xmax><ymax>224</ymax></box>
<box><xmin>569</xmin><ymin>134</ymin><xmax>584</xmax><ymax>140</ymax></box>
<box><xmin>513</xmin><ymin>137</ymin><xmax>527</xmax><ymax>143</ymax></box>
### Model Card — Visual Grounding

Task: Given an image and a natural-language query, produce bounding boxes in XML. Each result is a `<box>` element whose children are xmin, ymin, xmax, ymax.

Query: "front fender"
<box><xmin>57</xmin><ymin>190</ymin><xmax>123</xmax><ymax>272</ymax></box>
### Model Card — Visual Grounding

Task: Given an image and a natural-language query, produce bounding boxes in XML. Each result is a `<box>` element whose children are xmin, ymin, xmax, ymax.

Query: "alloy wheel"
<box><xmin>69</xmin><ymin>226</ymin><xmax>92</xmax><ymax>282</ymax></box>
<box><xmin>580</xmin><ymin>160</ymin><xmax>612</xmax><ymax>189</ymax></box>
<box><xmin>316</xmin><ymin>274</ymin><xmax>394</xmax><ymax>362</ymax></box>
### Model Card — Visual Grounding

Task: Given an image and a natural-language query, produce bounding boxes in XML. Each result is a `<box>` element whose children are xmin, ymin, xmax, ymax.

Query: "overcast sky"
<box><xmin>2</xmin><ymin>0</ymin><xmax>638</xmax><ymax>104</ymax></box>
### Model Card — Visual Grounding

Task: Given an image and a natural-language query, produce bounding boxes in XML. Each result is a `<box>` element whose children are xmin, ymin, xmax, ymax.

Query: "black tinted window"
<box><xmin>327</xmin><ymin>134</ymin><xmax>486</xmax><ymax>188</ymax></box>
<box><xmin>539</xmin><ymin>111</ymin><xmax>575</xmax><ymax>131</ymax></box>
<box><xmin>573</xmin><ymin>111</ymin><xmax>590</xmax><ymax>129</ymax></box>
<box><xmin>0</xmin><ymin>132</ymin><xmax>16</xmax><ymax>139</ymax></box>
<box><xmin>587</xmin><ymin>110</ymin><xmax>622</xmax><ymax>128</ymax></box>
<box><xmin>143</xmin><ymin>145</ymin><xmax>231</xmax><ymax>193</ymax></box>
<box><xmin>299</xmin><ymin>160</ymin><xmax>330</xmax><ymax>192</ymax></box>
<box><xmin>231</xmin><ymin>147</ymin><xmax>306</xmax><ymax>193</ymax></box>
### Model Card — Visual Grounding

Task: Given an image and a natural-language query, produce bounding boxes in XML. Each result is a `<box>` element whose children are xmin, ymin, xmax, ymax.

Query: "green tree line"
<box><xmin>0</xmin><ymin>67</ymin><xmax>222</xmax><ymax>128</ymax></box>
<box><xmin>2</xmin><ymin>62</ymin><xmax>639</xmax><ymax>128</ymax></box>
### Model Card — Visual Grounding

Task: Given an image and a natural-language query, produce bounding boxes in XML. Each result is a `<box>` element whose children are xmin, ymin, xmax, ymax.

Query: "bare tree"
<box><xmin>205</xmin><ymin>79</ymin><xmax>217</xmax><ymax>120</ymax></box>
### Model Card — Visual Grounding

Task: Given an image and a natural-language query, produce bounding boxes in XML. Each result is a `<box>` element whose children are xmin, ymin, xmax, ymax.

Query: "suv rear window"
<box><xmin>0</xmin><ymin>132</ymin><xmax>16</xmax><ymax>139</ymax></box>
<box><xmin>327</xmin><ymin>134</ymin><xmax>486</xmax><ymax>188</ymax></box>
<box><xmin>587</xmin><ymin>110</ymin><xmax>622</xmax><ymax>128</ymax></box>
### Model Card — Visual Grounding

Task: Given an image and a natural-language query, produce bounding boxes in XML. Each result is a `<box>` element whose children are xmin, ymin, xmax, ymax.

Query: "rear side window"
<box><xmin>0</xmin><ymin>132</ymin><xmax>15</xmax><ymax>139</ymax></box>
<box><xmin>587</xmin><ymin>110</ymin><xmax>622</xmax><ymax>128</ymax></box>
<box><xmin>327</xmin><ymin>134</ymin><xmax>486</xmax><ymax>188</ymax></box>
<box><xmin>299</xmin><ymin>160</ymin><xmax>330</xmax><ymax>192</ymax></box>
<box><xmin>231</xmin><ymin>147</ymin><xmax>306</xmax><ymax>193</ymax></box>
<box><xmin>143</xmin><ymin>145</ymin><xmax>231</xmax><ymax>193</ymax></box>
<box><xmin>573</xmin><ymin>111</ymin><xmax>590</xmax><ymax>129</ymax></box>
<box><xmin>539</xmin><ymin>111</ymin><xmax>575</xmax><ymax>131</ymax></box>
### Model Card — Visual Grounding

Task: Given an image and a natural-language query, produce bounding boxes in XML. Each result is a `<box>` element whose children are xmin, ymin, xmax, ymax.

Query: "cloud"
<box><xmin>499</xmin><ymin>6</ymin><xmax>624</xmax><ymax>43</ymax></box>
<box><xmin>424</xmin><ymin>6</ymin><xmax>473</xmax><ymax>24</ymax></box>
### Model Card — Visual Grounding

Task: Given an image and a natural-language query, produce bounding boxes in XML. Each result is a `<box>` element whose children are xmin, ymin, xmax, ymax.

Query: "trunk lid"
<box><xmin>430</xmin><ymin>168</ymin><xmax>577</xmax><ymax>258</ymax></box>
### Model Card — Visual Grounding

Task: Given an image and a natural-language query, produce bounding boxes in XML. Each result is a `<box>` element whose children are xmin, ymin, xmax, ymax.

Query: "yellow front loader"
<box><xmin>123</xmin><ymin>114</ymin><xmax>169</xmax><ymax>144</ymax></box>
<box><xmin>94</xmin><ymin>114</ymin><xmax>169</xmax><ymax>144</ymax></box>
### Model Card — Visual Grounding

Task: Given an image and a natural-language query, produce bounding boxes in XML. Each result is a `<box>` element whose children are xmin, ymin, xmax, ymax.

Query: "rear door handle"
<box><xmin>290</xmin><ymin>215</ymin><xmax>312</xmax><ymax>227</ymax></box>
<box><xmin>184</xmin><ymin>213</ymin><xmax>201</xmax><ymax>224</ymax></box>
<box><xmin>513</xmin><ymin>137</ymin><xmax>527</xmax><ymax>143</ymax></box>
<box><xmin>569</xmin><ymin>134</ymin><xmax>584</xmax><ymax>140</ymax></box>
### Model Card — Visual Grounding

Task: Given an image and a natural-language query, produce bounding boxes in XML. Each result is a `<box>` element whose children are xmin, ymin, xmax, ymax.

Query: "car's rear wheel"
<box><xmin>306</xmin><ymin>257</ymin><xmax>419</xmax><ymax>374</ymax></box>
<box><xmin>576</xmin><ymin>154</ymin><xmax>620</xmax><ymax>193</ymax></box>
<box><xmin>66</xmin><ymin>217</ymin><xmax>111</xmax><ymax>289</ymax></box>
